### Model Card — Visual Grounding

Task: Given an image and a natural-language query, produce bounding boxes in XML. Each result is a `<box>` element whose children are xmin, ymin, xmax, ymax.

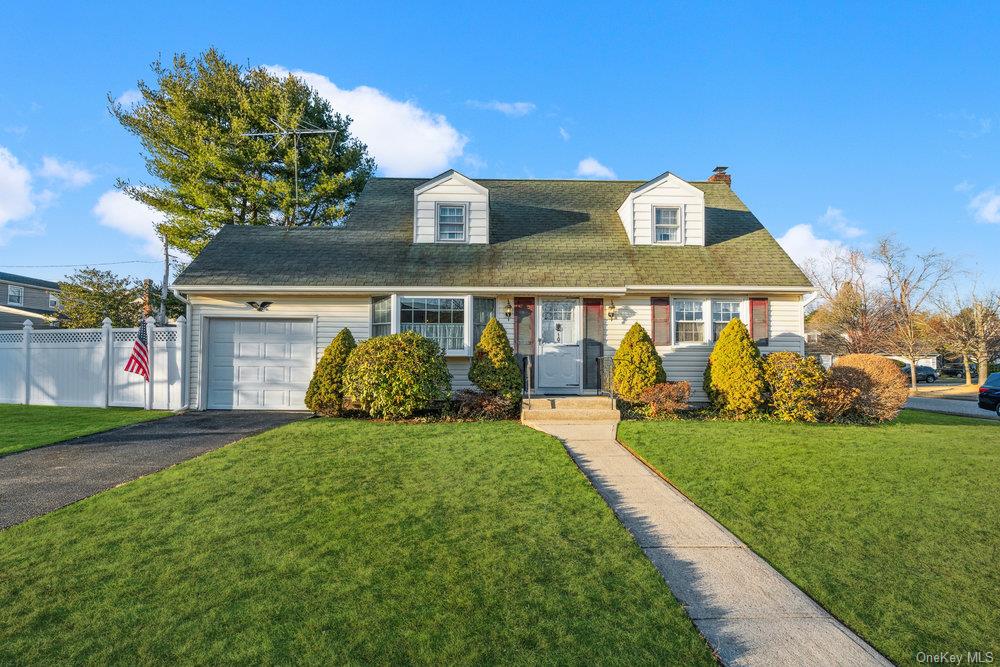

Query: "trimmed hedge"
<box><xmin>827</xmin><ymin>354</ymin><xmax>909</xmax><ymax>423</ymax></box>
<box><xmin>705</xmin><ymin>319</ymin><xmax>766</xmax><ymax>415</ymax></box>
<box><xmin>763</xmin><ymin>351</ymin><xmax>825</xmax><ymax>422</ymax></box>
<box><xmin>468</xmin><ymin>318</ymin><xmax>522</xmax><ymax>403</ymax></box>
<box><xmin>342</xmin><ymin>331</ymin><xmax>452</xmax><ymax>419</ymax></box>
<box><xmin>305</xmin><ymin>328</ymin><xmax>356</xmax><ymax>416</ymax></box>
<box><xmin>639</xmin><ymin>381</ymin><xmax>691</xmax><ymax>418</ymax></box>
<box><xmin>613</xmin><ymin>323</ymin><xmax>665</xmax><ymax>402</ymax></box>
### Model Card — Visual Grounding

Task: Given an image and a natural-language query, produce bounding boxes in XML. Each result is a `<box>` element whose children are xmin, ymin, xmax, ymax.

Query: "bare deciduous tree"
<box><xmin>805</xmin><ymin>248</ymin><xmax>891</xmax><ymax>354</ymax></box>
<box><xmin>873</xmin><ymin>238</ymin><xmax>953</xmax><ymax>391</ymax></box>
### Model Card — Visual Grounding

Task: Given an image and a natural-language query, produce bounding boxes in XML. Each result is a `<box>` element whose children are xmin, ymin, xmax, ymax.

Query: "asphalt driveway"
<box><xmin>906</xmin><ymin>397</ymin><xmax>999</xmax><ymax>421</ymax></box>
<box><xmin>0</xmin><ymin>411</ymin><xmax>307</xmax><ymax>529</ymax></box>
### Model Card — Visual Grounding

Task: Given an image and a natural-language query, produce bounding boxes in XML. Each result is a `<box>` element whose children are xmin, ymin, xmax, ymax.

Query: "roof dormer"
<box><xmin>616</xmin><ymin>171</ymin><xmax>706</xmax><ymax>246</ymax></box>
<box><xmin>413</xmin><ymin>170</ymin><xmax>490</xmax><ymax>244</ymax></box>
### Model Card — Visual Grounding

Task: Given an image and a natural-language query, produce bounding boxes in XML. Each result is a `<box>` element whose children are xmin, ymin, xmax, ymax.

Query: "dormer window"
<box><xmin>653</xmin><ymin>206</ymin><xmax>682</xmax><ymax>244</ymax></box>
<box><xmin>436</xmin><ymin>203</ymin><xmax>467</xmax><ymax>242</ymax></box>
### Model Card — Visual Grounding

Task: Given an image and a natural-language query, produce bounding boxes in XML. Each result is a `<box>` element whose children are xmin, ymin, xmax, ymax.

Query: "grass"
<box><xmin>0</xmin><ymin>404</ymin><xmax>172</xmax><ymax>456</ymax></box>
<box><xmin>0</xmin><ymin>419</ymin><xmax>715</xmax><ymax>665</ymax></box>
<box><xmin>619</xmin><ymin>410</ymin><xmax>1000</xmax><ymax>666</ymax></box>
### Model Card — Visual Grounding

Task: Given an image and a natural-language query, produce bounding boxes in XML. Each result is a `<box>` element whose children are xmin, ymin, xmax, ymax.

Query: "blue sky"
<box><xmin>1</xmin><ymin>2</ymin><xmax>998</xmax><ymax>285</ymax></box>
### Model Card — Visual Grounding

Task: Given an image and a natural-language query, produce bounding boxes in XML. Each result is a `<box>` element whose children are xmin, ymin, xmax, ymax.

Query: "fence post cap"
<box><xmin>102</xmin><ymin>317</ymin><xmax>113</xmax><ymax>326</ymax></box>
<box><xmin>145</xmin><ymin>316</ymin><xmax>156</xmax><ymax>325</ymax></box>
<box><xmin>176</xmin><ymin>315</ymin><xmax>187</xmax><ymax>325</ymax></box>
<box><xmin>22</xmin><ymin>319</ymin><xmax>33</xmax><ymax>329</ymax></box>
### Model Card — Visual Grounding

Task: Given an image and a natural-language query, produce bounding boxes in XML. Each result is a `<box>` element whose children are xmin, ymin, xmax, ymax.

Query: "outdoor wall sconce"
<box><xmin>246</xmin><ymin>301</ymin><xmax>273</xmax><ymax>312</ymax></box>
<box><xmin>504</xmin><ymin>299</ymin><xmax>513</xmax><ymax>319</ymax></box>
<box><xmin>606</xmin><ymin>300</ymin><xmax>616</xmax><ymax>320</ymax></box>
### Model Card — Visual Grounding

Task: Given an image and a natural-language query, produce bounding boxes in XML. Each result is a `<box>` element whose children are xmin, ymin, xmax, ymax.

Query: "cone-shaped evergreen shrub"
<box><xmin>705</xmin><ymin>318</ymin><xmax>766</xmax><ymax>415</ymax></box>
<box><xmin>342</xmin><ymin>331</ymin><xmax>452</xmax><ymax>419</ymax></box>
<box><xmin>468</xmin><ymin>317</ymin><xmax>522</xmax><ymax>402</ymax></box>
<box><xmin>613</xmin><ymin>322</ymin><xmax>665</xmax><ymax>401</ymax></box>
<box><xmin>305</xmin><ymin>328</ymin><xmax>356</xmax><ymax>416</ymax></box>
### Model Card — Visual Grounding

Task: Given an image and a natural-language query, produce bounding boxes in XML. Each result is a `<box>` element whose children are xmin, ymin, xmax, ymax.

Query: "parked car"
<box><xmin>939</xmin><ymin>362</ymin><xmax>975</xmax><ymax>378</ymax></box>
<box><xmin>900</xmin><ymin>365</ymin><xmax>939</xmax><ymax>383</ymax></box>
<box><xmin>979</xmin><ymin>373</ymin><xmax>1000</xmax><ymax>416</ymax></box>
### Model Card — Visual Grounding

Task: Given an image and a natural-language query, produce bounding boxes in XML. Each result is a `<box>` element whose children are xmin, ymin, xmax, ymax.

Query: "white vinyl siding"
<box><xmin>618</xmin><ymin>172</ymin><xmax>706</xmax><ymax>246</ymax></box>
<box><xmin>414</xmin><ymin>172</ymin><xmax>489</xmax><ymax>244</ymax></box>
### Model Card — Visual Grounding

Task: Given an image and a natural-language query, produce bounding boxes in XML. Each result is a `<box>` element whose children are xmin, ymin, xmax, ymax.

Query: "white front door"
<box><xmin>206</xmin><ymin>318</ymin><xmax>313</xmax><ymax>410</ymax></box>
<box><xmin>537</xmin><ymin>298</ymin><xmax>581</xmax><ymax>391</ymax></box>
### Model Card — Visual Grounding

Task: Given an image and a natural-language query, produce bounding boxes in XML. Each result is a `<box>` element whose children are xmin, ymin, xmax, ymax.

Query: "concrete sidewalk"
<box><xmin>531</xmin><ymin>422</ymin><xmax>890</xmax><ymax>667</ymax></box>
<box><xmin>0</xmin><ymin>411</ymin><xmax>306</xmax><ymax>530</ymax></box>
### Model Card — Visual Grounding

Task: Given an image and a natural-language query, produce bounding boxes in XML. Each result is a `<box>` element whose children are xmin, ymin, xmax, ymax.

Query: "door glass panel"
<box><xmin>541</xmin><ymin>300</ymin><xmax>578</xmax><ymax>345</ymax></box>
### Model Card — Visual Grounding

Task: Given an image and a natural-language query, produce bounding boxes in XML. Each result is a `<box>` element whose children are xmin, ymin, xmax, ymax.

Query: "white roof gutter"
<box><xmin>172</xmin><ymin>283</ymin><xmax>815</xmax><ymax>296</ymax></box>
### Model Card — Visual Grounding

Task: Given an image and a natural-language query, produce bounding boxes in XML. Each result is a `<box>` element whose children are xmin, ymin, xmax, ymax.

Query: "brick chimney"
<box><xmin>707</xmin><ymin>165</ymin><xmax>731</xmax><ymax>186</ymax></box>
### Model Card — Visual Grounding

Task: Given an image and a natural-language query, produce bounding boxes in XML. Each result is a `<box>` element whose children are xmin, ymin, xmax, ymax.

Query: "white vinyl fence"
<box><xmin>0</xmin><ymin>317</ymin><xmax>186</xmax><ymax>410</ymax></box>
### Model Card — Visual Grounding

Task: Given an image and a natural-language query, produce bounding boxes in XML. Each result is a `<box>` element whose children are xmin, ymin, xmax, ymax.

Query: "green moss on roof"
<box><xmin>175</xmin><ymin>178</ymin><xmax>811</xmax><ymax>288</ymax></box>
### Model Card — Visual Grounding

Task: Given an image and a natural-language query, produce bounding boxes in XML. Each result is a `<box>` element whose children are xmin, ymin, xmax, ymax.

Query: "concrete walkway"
<box><xmin>530</xmin><ymin>422</ymin><xmax>890</xmax><ymax>667</ymax></box>
<box><xmin>0</xmin><ymin>411</ymin><xmax>306</xmax><ymax>529</ymax></box>
<box><xmin>906</xmin><ymin>396</ymin><xmax>998</xmax><ymax>420</ymax></box>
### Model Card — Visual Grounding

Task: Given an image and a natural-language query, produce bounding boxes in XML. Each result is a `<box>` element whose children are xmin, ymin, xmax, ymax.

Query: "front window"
<box><xmin>653</xmin><ymin>206</ymin><xmax>681</xmax><ymax>243</ymax></box>
<box><xmin>437</xmin><ymin>204</ymin><xmax>467</xmax><ymax>242</ymax></box>
<box><xmin>371</xmin><ymin>296</ymin><xmax>391</xmax><ymax>337</ymax></box>
<box><xmin>674</xmin><ymin>299</ymin><xmax>704</xmax><ymax>343</ymax></box>
<box><xmin>712</xmin><ymin>300</ymin><xmax>741</xmax><ymax>340</ymax></box>
<box><xmin>7</xmin><ymin>285</ymin><xmax>23</xmax><ymax>306</ymax></box>
<box><xmin>48</xmin><ymin>292</ymin><xmax>59</xmax><ymax>309</ymax></box>
<box><xmin>472</xmin><ymin>297</ymin><xmax>496</xmax><ymax>346</ymax></box>
<box><xmin>401</xmin><ymin>297</ymin><xmax>465</xmax><ymax>352</ymax></box>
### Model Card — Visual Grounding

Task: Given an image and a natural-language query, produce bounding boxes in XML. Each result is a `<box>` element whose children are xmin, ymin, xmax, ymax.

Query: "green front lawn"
<box><xmin>619</xmin><ymin>410</ymin><xmax>1000</xmax><ymax>666</ymax></box>
<box><xmin>0</xmin><ymin>405</ymin><xmax>172</xmax><ymax>456</ymax></box>
<box><xmin>0</xmin><ymin>420</ymin><xmax>714</xmax><ymax>665</ymax></box>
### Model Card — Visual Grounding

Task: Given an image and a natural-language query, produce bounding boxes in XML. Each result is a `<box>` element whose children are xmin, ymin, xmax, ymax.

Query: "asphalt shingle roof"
<box><xmin>175</xmin><ymin>177</ymin><xmax>811</xmax><ymax>289</ymax></box>
<box><xmin>0</xmin><ymin>272</ymin><xmax>60</xmax><ymax>290</ymax></box>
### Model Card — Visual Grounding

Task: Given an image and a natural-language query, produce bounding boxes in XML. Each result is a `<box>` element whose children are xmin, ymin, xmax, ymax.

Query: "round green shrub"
<box><xmin>705</xmin><ymin>318</ymin><xmax>766</xmax><ymax>415</ymax></box>
<box><xmin>342</xmin><ymin>331</ymin><xmax>452</xmax><ymax>419</ymax></box>
<box><xmin>305</xmin><ymin>327</ymin><xmax>356</xmax><ymax>416</ymax></box>
<box><xmin>468</xmin><ymin>317</ymin><xmax>522</xmax><ymax>402</ymax></box>
<box><xmin>763</xmin><ymin>351</ymin><xmax>826</xmax><ymax>422</ymax></box>
<box><xmin>613</xmin><ymin>322</ymin><xmax>665</xmax><ymax>402</ymax></box>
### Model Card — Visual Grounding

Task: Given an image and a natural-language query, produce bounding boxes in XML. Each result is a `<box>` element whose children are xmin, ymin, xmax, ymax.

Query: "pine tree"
<box><xmin>468</xmin><ymin>318</ymin><xmax>522</xmax><ymax>402</ymax></box>
<box><xmin>613</xmin><ymin>322</ymin><xmax>665</xmax><ymax>401</ymax></box>
<box><xmin>305</xmin><ymin>328</ymin><xmax>356</xmax><ymax>416</ymax></box>
<box><xmin>705</xmin><ymin>318</ymin><xmax>766</xmax><ymax>414</ymax></box>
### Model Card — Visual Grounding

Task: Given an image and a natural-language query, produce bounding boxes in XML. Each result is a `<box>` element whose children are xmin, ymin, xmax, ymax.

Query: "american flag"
<box><xmin>124</xmin><ymin>313</ymin><xmax>150</xmax><ymax>382</ymax></box>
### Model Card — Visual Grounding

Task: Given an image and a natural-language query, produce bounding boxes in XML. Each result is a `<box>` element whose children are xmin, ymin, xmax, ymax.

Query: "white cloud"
<box><xmin>575</xmin><ymin>157</ymin><xmax>616</xmax><ymax>179</ymax></box>
<box><xmin>818</xmin><ymin>206</ymin><xmax>864</xmax><ymax>238</ymax></box>
<box><xmin>0</xmin><ymin>146</ymin><xmax>35</xmax><ymax>227</ymax></box>
<box><xmin>93</xmin><ymin>190</ymin><xmax>168</xmax><ymax>258</ymax></box>
<box><xmin>954</xmin><ymin>180</ymin><xmax>974</xmax><ymax>193</ymax></box>
<box><xmin>115</xmin><ymin>89</ymin><xmax>142</xmax><ymax>106</ymax></box>
<box><xmin>268</xmin><ymin>66</ymin><xmax>467</xmax><ymax>176</ymax></box>
<box><xmin>463</xmin><ymin>153</ymin><xmax>487</xmax><ymax>171</ymax></box>
<box><xmin>776</xmin><ymin>223</ymin><xmax>849</xmax><ymax>272</ymax></box>
<box><xmin>969</xmin><ymin>188</ymin><xmax>1000</xmax><ymax>224</ymax></box>
<box><xmin>466</xmin><ymin>100</ymin><xmax>536</xmax><ymax>117</ymax></box>
<box><xmin>38</xmin><ymin>156</ymin><xmax>94</xmax><ymax>188</ymax></box>
<box><xmin>559</xmin><ymin>127</ymin><xmax>570</xmax><ymax>141</ymax></box>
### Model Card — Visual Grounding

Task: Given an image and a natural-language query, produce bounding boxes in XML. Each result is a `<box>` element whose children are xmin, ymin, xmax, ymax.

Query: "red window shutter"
<box><xmin>651</xmin><ymin>297</ymin><xmax>671</xmax><ymax>346</ymax></box>
<box><xmin>750</xmin><ymin>298</ymin><xmax>769</xmax><ymax>346</ymax></box>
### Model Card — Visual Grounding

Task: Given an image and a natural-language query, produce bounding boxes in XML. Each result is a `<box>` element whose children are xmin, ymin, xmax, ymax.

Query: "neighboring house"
<box><xmin>173</xmin><ymin>167</ymin><xmax>813</xmax><ymax>410</ymax></box>
<box><xmin>805</xmin><ymin>331</ymin><xmax>939</xmax><ymax>369</ymax></box>
<box><xmin>0</xmin><ymin>272</ymin><xmax>61</xmax><ymax>329</ymax></box>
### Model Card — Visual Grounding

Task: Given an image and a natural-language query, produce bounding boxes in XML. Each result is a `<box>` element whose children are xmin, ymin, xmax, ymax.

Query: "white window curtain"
<box><xmin>400</xmin><ymin>297</ymin><xmax>465</xmax><ymax>351</ymax></box>
<box><xmin>674</xmin><ymin>299</ymin><xmax>704</xmax><ymax>343</ymax></box>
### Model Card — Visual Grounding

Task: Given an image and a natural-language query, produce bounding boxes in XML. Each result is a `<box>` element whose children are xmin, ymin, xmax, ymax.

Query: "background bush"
<box><xmin>639</xmin><ymin>381</ymin><xmax>691</xmax><ymax>418</ymax></box>
<box><xmin>468</xmin><ymin>318</ymin><xmax>522</xmax><ymax>403</ymax></box>
<box><xmin>613</xmin><ymin>323</ymin><xmax>665</xmax><ymax>401</ymax></box>
<box><xmin>705</xmin><ymin>319</ymin><xmax>766</xmax><ymax>415</ymax></box>
<box><xmin>453</xmin><ymin>389</ymin><xmax>517</xmax><ymax>420</ymax></box>
<box><xmin>342</xmin><ymin>331</ymin><xmax>452</xmax><ymax>419</ymax></box>
<box><xmin>828</xmin><ymin>354</ymin><xmax>910</xmax><ymax>423</ymax></box>
<box><xmin>763</xmin><ymin>352</ymin><xmax>826</xmax><ymax>422</ymax></box>
<box><xmin>305</xmin><ymin>328</ymin><xmax>356</xmax><ymax>416</ymax></box>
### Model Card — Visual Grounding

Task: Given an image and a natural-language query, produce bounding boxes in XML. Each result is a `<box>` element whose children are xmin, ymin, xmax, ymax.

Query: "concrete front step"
<box><xmin>524</xmin><ymin>396</ymin><xmax>615</xmax><ymax>410</ymax></box>
<box><xmin>521</xmin><ymin>408</ymin><xmax>621</xmax><ymax>423</ymax></box>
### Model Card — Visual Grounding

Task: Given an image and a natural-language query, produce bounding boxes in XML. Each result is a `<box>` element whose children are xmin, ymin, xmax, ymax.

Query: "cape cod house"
<box><xmin>172</xmin><ymin>167</ymin><xmax>812</xmax><ymax>410</ymax></box>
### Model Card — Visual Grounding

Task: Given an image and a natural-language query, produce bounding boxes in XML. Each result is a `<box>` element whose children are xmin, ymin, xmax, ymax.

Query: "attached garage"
<box><xmin>205</xmin><ymin>318</ymin><xmax>314</xmax><ymax>410</ymax></box>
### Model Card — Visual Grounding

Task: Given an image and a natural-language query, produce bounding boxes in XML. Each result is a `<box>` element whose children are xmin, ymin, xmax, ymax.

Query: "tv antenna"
<box><xmin>242</xmin><ymin>119</ymin><xmax>339</xmax><ymax>225</ymax></box>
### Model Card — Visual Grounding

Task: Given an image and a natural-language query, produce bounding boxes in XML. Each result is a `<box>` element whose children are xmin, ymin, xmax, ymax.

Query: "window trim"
<box><xmin>48</xmin><ymin>292</ymin><xmax>59</xmax><ymax>310</ymax></box>
<box><xmin>671</xmin><ymin>297</ymin><xmax>706</xmax><ymax>345</ymax></box>
<box><xmin>435</xmin><ymin>202</ymin><xmax>469</xmax><ymax>243</ymax></box>
<box><xmin>372</xmin><ymin>293</ymin><xmax>475</xmax><ymax>355</ymax></box>
<box><xmin>7</xmin><ymin>285</ymin><xmax>24</xmax><ymax>306</ymax></box>
<box><xmin>651</xmin><ymin>205</ymin><xmax>684</xmax><ymax>245</ymax></box>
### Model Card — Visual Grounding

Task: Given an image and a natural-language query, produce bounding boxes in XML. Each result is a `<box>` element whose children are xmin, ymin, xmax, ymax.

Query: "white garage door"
<box><xmin>206</xmin><ymin>319</ymin><xmax>313</xmax><ymax>410</ymax></box>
